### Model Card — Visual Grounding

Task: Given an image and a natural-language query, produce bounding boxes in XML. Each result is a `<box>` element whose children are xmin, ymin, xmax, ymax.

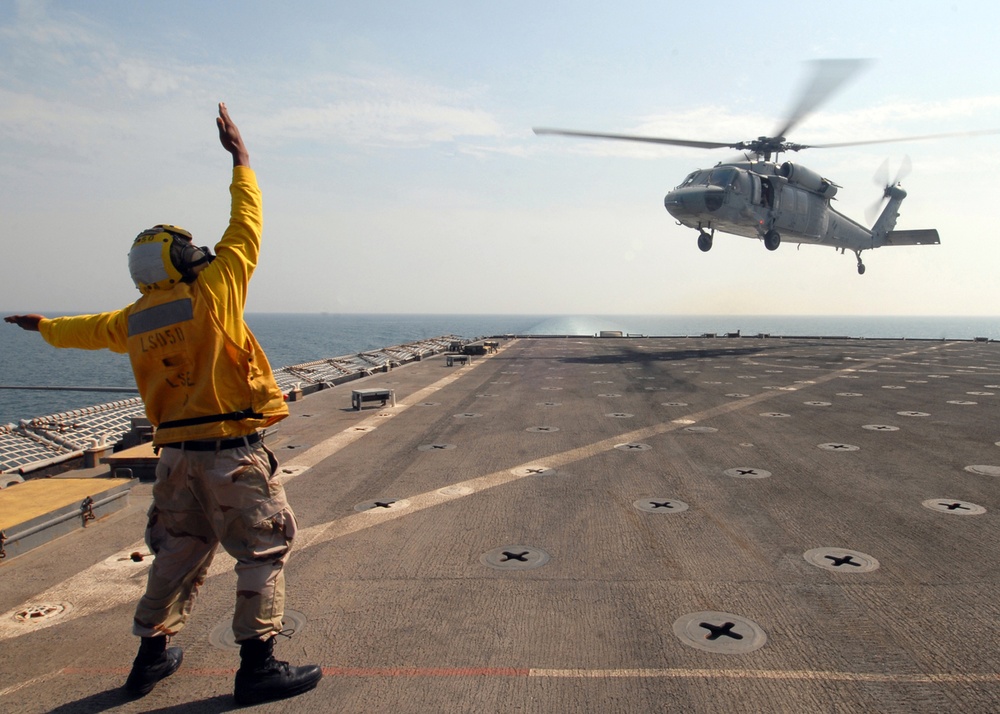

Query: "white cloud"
<box><xmin>1</xmin><ymin>8</ymin><xmax>516</xmax><ymax>158</ymax></box>
<box><xmin>256</xmin><ymin>71</ymin><xmax>505</xmax><ymax>148</ymax></box>
<box><xmin>117</xmin><ymin>58</ymin><xmax>183</xmax><ymax>95</ymax></box>
<box><xmin>790</xmin><ymin>96</ymin><xmax>1000</xmax><ymax>143</ymax></box>
<box><xmin>262</xmin><ymin>100</ymin><xmax>502</xmax><ymax>146</ymax></box>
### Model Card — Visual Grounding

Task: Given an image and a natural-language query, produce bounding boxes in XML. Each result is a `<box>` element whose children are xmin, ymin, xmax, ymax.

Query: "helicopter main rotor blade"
<box><xmin>801</xmin><ymin>127</ymin><xmax>1000</xmax><ymax>149</ymax></box>
<box><xmin>532</xmin><ymin>127</ymin><xmax>734</xmax><ymax>150</ymax></box>
<box><xmin>771</xmin><ymin>59</ymin><xmax>872</xmax><ymax>141</ymax></box>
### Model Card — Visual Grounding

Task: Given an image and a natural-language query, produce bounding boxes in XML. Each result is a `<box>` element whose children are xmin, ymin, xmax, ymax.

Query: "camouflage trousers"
<box><xmin>132</xmin><ymin>439</ymin><xmax>297</xmax><ymax>643</ymax></box>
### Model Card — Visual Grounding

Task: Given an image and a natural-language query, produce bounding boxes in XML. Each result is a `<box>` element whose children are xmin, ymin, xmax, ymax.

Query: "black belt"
<box><xmin>161</xmin><ymin>431</ymin><xmax>262</xmax><ymax>451</ymax></box>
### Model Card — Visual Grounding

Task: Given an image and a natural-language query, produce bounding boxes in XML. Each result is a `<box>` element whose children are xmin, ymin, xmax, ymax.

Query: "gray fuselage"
<box><xmin>664</xmin><ymin>161</ymin><xmax>875</xmax><ymax>252</ymax></box>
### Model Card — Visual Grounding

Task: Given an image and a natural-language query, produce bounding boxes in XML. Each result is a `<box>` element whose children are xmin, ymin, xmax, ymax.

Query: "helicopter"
<box><xmin>535</xmin><ymin>60</ymin><xmax>999</xmax><ymax>275</ymax></box>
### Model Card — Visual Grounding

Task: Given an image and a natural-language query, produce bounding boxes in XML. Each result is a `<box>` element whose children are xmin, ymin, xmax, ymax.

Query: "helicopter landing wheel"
<box><xmin>855</xmin><ymin>251</ymin><xmax>866</xmax><ymax>275</ymax></box>
<box><xmin>764</xmin><ymin>230</ymin><xmax>781</xmax><ymax>251</ymax></box>
<box><xmin>697</xmin><ymin>232</ymin><xmax>713</xmax><ymax>252</ymax></box>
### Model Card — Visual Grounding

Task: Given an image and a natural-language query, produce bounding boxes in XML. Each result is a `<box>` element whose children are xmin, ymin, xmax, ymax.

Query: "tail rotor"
<box><xmin>866</xmin><ymin>156</ymin><xmax>911</xmax><ymax>225</ymax></box>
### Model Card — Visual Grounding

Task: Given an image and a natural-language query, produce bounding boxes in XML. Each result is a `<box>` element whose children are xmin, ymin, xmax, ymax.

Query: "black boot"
<box><xmin>124</xmin><ymin>636</ymin><xmax>183</xmax><ymax>697</ymax></box>
<box><xmin>234</xmin><ymin>635</ymin><xmax>322</xmax><ymax>705</ymax></box>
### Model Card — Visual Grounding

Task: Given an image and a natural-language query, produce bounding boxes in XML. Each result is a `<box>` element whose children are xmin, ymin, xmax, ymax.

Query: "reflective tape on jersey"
<box><xmin>127</xmin><ymin>298</ymin><xmax>194</xmax><ymax>336</ymax></box>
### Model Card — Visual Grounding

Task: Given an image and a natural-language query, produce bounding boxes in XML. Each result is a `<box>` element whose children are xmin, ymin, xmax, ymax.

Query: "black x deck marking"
<box><xmin>824</xmin><ymin>554</ymin><xmax>861</xmax><ymax>567</ymax></box>
<box><xmin>700</xmin><ymin>621</ymin><xmax>743</xmax><ymax>641</ymax></box>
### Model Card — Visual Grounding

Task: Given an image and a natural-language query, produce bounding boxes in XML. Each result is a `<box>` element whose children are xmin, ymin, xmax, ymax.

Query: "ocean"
<box><xmin>1</xmin><ymin>313</ymin><xmax>997</xmax><ymax>426</ymax></box>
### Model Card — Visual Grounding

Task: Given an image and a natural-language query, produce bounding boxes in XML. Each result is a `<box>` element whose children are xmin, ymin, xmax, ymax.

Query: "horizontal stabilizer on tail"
<box><xmin>883</xmin><ymin>229</ymin><xmax>940</xmax><ymax>246</ymax></box>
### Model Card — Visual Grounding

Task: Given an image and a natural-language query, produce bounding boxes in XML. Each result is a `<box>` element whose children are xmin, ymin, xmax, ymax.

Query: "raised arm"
<box><xmin>217</xmin><ymin>102</ymin><xmax>250</xmax><ymax>168</ymax></box>
<box><xmin>199</xmin><ymin>103</ymin><xmax>263</xmax><ymax>320</ymax></box>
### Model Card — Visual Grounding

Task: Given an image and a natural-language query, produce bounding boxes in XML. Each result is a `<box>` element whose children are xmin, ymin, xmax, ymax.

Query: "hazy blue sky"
<box><xmin>2</xmin><ymin>1</ymin><xmax>999</xmax><ymax>316</ymax></box>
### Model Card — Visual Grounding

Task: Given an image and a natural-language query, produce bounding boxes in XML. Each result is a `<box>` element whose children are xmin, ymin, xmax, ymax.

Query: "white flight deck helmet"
<box><xmin>128</xmin><ymin>225</ymin><xmax>214</xmax><ymax>293</ymax></box>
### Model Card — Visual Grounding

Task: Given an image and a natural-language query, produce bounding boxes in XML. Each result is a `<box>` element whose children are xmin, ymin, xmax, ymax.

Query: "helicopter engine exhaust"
<box><xmin>779</xmin><ymin>162</ymin><xmax>838</xmax><ymax>197</ymax></box>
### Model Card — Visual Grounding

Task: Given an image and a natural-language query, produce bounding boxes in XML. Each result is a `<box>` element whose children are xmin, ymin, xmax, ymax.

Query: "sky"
<box><xmin>2</xmin><ymin>1</ymin><xmax>999</xmax><ymax>317</ymax></box>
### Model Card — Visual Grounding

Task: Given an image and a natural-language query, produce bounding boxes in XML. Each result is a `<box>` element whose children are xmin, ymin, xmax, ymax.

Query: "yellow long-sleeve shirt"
<box><xmin>39</xmin><ymin>166</ymin><xmax>288</xmax><ymax>443</ymax></box>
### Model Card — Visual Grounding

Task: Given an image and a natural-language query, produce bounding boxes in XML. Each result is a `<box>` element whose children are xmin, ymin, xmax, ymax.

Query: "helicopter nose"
<box><xmin>664</xmin><ymin>187</ymin><xmax>724</xmax><ymax>218</ymax></box>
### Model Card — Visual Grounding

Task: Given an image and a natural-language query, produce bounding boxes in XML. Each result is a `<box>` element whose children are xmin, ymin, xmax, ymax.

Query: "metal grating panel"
<box><xmin>0</xmin><ymin>428</ymin><xmax>67</xmax><ymax>472</ymax></box>
<box><xmin>24</xmin><ymin>398</ymin><xmax>146</xmax><ymax>451</ymax></box>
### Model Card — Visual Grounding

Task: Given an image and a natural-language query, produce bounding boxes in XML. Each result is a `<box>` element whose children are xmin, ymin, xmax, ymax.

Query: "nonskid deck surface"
<box><xmin>2</xmin><ymin>337</ymin><xmax>999</xmax><ymax>712</ymax></box>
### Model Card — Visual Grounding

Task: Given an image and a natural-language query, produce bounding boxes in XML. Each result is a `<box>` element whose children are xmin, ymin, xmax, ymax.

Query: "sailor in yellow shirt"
<box><xmin>5</xmin><ymin>104</ymin><xmax>321</xmax><ymax>706</ymax></box>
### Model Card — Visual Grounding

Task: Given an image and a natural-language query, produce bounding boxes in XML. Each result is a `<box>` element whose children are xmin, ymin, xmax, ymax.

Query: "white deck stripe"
<box><xmin>0</xmin><ymin>667</ymin><xmax>65</xmax><ymax>697</ymax></box>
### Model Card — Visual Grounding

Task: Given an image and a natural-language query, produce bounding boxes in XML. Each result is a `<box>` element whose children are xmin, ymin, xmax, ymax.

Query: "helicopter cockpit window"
<box><xmin>708</xmin><ymin>167</ymin><xmax>738</xmax><ymax>188</ymax></box>
<box><xmin>678</xmin><ymin>171</ymin><xmax>710</xmax><ymax>188</ymax></box>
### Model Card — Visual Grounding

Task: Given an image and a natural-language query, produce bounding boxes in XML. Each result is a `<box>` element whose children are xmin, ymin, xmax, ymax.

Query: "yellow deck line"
<box><xmin>0</xmin><ymin>478</ymin><xmax>132</xmax><ymax>531</ymax></box>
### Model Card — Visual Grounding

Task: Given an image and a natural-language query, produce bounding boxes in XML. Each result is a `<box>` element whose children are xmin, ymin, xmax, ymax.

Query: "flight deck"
<box><xmin>1</xmin><ymin>335</ymin><xmax>999</xmax><ymax>712</ymax></box>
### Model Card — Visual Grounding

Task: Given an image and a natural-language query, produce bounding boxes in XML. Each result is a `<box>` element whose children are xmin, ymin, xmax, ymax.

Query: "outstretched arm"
<box><xmin>4</xmin><ymin>314</ymin><xmax>43</xmax><ymax>332</ymax></box>
<box><xmin>217</xmin><ymin>102</ymin><xmax>250</xmax><ymax>168</ymax></box>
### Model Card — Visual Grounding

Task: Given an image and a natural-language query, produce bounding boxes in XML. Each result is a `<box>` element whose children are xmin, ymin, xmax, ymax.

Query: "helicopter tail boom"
<box><xmin>869</xmin><ymin>187</ymin><xmax>940</xmax><ymax>248</ymax></box>
<box><xmin>870</xmin><ymin>185</ymin><xmax>906</xmax><ymax>246</ymax></box>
